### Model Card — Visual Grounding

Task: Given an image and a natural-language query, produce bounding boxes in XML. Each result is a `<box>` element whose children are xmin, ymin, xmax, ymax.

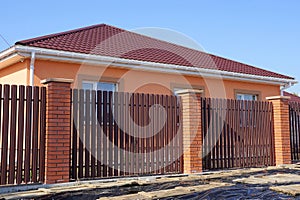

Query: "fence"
<box><xmin>0</xmin><ymin>80</ymin><xmax>293</xmax><ymax>185</ymax></box>
<box><xmin>71</xmin><ymin>90</ymin><xmax>183</xmax><ymax>180</ymax></box>
<box><xmin>0</xmin><ymin>85</ymin><xmax>46</xmax><ymax>185</ymax></box>
<box><xmin>289</xmin><ymin>102</ymin><xmax>300</xmax><ymax>162</ymax></box>
<box><xmin>201</xmin><ymin>98</ymin><xmax>275</xmax><ymax>170</ymax></box>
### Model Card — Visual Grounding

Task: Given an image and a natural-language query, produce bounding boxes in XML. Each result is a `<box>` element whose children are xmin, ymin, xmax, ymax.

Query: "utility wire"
<box><xmin>0</xmin><ymin>34</ymin><xmax>11</xmax><ymax>48</ymax></box>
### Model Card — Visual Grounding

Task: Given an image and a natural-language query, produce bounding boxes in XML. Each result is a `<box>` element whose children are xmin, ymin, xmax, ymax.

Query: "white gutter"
<box><xmin>280</xmin><ymin>82</ymin><xmax>293</xmax><ymax>96</ymax></box>
<box><xmin>29</xmin><ymin>51</ymin><xmax>35</xmax><ymax>86</ymax></box>
<box><xmin>1</xmin><ymin>45</ymin><xmax>297</xmax><ymax>87</ymax></box>
<box><xmin>0</xmin><ymin>46</ymin><xmax>16</xmax><ymax>59</ymax></box>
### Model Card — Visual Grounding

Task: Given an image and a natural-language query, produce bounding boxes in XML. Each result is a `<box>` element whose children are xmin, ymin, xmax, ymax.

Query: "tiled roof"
<box><xmin>16</xmin><ymin>24</ymin><xmax>293</xmax><ymax>80</ymax></box>
<box><xmin>283</xmin><ymin>91</ymin><xmax>300</xmax><ymax>103</ymax></box>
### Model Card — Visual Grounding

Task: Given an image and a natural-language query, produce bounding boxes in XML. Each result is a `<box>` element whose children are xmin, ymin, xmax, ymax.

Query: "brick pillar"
<box><xmin>176</xmin><ymin>89</ymin><xmax>203</xmax><ymax>174</ymax></box>
<box><xmin>266</xmin><ymin>95</ymin><xmax>291</xmax><ymax>165</ymax></box>
<box><xmin>41</xmin><ymin>78</ymin><xmax>73</xmax><ymax>184</ymax></box>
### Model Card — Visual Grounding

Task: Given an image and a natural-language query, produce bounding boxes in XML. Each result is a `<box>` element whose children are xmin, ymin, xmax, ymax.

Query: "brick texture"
<box><xmin>267</xmin><ymin>97</ymin><xmax>291</xmax><ymax>165</ymax></box>
<box><xmin>43</xmin><ymin>80</ymin><xmax>72</xmax><ymax>184</ymax></box>
<box><xmin>178</xmin><ymin>91</ymin><xmax>202</xmax><ymax>174</ymax></box>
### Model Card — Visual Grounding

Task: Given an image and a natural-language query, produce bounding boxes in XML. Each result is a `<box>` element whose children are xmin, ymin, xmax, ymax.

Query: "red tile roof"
<box><xmin>283</xmin><ymin>91</ymin><xmax>300</xmax><ymax>103</ymax></box>
<box><xmin>16</xmin><ymin>24</ymin><xmax>293</xmax><ymax>80</ymax></box>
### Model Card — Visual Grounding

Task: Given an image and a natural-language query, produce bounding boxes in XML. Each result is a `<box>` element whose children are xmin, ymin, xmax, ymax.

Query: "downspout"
<box><xmin>29</xmin><ymin>51</ymin><xmax>35</xmax><ymax>86</ymax></box>
<box><xmin>280</xmin><ymin>82</ymin><xmax>294</xmax><ymax>96</ymax></box>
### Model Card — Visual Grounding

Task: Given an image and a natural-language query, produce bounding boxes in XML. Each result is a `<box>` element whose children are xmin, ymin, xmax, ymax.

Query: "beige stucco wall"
<box><xmin>0</xmin><ymin>58</ymin><xmax>281</xmax><ymax>99</ymax></box>
<box><xmin>0</xmin><ymin>59</ymin><xmax>28</xmax><ymax>85</ymax></box>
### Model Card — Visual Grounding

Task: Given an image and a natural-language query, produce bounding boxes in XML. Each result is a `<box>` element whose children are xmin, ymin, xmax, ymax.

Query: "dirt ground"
<box><xmin>2</xmin><ymin>164</ymin><xmax>300</xmax><ymax>199</ymax></box>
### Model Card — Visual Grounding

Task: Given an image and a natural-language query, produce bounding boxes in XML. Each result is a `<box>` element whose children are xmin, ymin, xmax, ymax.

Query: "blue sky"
<box><xmin>1</xmin><ymin>1</ymin><xmax>299</xmax><ymax>92</ymax></box>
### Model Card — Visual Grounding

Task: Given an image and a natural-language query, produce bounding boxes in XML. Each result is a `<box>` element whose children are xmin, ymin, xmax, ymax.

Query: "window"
<box><xmin>236</xmin><ymin>93</ymin><xmax>258</xmax><ymax>127</ymax></box>
<box><xmin>236</xmin><ymin>93</ymin><xmax>258</xmax><ymax>101</ymax></box>
<box><xmin>82</xmin><ymin>81</ymin><xmax>116</xmax><ymax>92</ymax></box>
<box><xmin>82</xmin><ymin>81</ymin><xmax>117</xmax><ymax>124</ymax></box>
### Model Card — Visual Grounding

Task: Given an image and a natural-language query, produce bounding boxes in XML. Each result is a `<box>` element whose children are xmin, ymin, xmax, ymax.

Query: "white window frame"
<box><xmin>236</xmin><ymin>93</ymin><xmax>258</xmax><ymax>128</ymax></box>
<box><xmin>82</xmin><ymin>81</ymin><xmax>117</xmax><ymax>92</ymax></box>
<box><xmin>236</xmin><ymin>93</ymin><xmax>258</xmax><ymax>101</ymax></box>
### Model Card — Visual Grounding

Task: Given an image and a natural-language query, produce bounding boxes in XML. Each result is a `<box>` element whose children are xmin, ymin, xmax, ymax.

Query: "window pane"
<box><xmin>97</xmin><ymin>82</ymin><xmax>116</xmax><ymax>92</ymax></box>
<box><xmin>236</xmin><ymin>93</ymin><xmax>257</xmax><ymax>101</ymax></box>
<box><xmin>237</xmin><ymin>94</ymin><xmax>243</xmax><ymax>100</ymax></box>
<box><xmin>82</xmin><ymin>82</ymin><xmax>94</xmax><ymax>90</ymax></box>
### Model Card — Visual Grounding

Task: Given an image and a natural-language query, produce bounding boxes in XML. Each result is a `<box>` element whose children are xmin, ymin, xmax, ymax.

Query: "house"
<box><xmin>0</xmin><ymin>24</ymin><xmax>297</xmax><ymax>100</ymax></box>
<box><xmin>284</xmin><ymin>91</ymin><xmax>300</xmax><ymax>103</ymax></box>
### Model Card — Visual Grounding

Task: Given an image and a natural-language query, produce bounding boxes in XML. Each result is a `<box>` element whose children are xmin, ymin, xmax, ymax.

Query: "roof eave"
<box><xmin>0</xmin><ymin>46</ymin><xmax>27</xmax><ymax>70</ymax></box>
<box><xmin>3</xmin><ymin>45</ymin><xmax>297</xmax><ymax>87</ymax></box>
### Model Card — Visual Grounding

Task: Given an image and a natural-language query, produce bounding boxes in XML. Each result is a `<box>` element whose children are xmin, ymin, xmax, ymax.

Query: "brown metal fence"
<box><xmin>202</xmin><ymin>98</ymin><xmax>275</xmax><ymax>170</ymax></box>
<box><xmin>0</xmin><ymin>84</ymin><xmax>46</xmax><ymax>185</ymax></box>
<box><xmin>289</xmin><ymin>102</ymin><xmax>300</xmax><ymax>162</ymax></box>
<box><xmin>71</xmin><ymin>90</ymin><xmax>183</xmax><ymax>180</ymax></box>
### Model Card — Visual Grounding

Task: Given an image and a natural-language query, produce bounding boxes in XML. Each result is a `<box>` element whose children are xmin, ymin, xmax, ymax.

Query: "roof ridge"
<box><xmin>16</xmin><ymin>23</ymin><xmax>108</xmax><ymax>45</ymax></box>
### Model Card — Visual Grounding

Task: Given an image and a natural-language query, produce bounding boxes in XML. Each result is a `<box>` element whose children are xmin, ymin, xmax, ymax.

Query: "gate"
<box><xmin>202</xmin><ymin>98</ymin><xmax>275</xmax><ymax>170</ymax></box>
<box><xmin>289</xmin><ymin>102</ymin><xmax>300</xmax><ymax>162</ymax></box>
<box><xmin>71</xmin><ymin>90</ymin><xmax>183</xmax><ymax>180</ymax></box>
<box><xmin>0</xmin><ymin>85</ymin><xmax>46</xmax><ymax>185</ymax></box>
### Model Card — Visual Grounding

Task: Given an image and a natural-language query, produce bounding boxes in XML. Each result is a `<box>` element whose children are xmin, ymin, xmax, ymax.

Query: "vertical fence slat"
<box><xmin>16</xmin><ymin>86</ymin><xmax>25</xmax><ymax>184</ymax></box>
<box><xmin>253</xmin><ymin>101</ymin><xmax>258</xmax><ymax>166</ymax></box>
<box><xmin>170</xmin><ymin>95</ymin><xmax>174</xmax><ymax>173</ymax></box>
<box><xmin>129</xmin><ymin>93</ymin><xmax>134</xmax><ymax>175</ymax></box>
<box><xmin>107</xmin><ymin>91</ymin><xmax>113</xmax><ymax>176</ymax></box>
<box><xmin>96</xmin><ymin>91</ymin><xmax>102</xmax><ymax>177</ymax></box>
<box><xmin>78</xmin><ymin>90</ymin><xmax>84</xmax><ymax>178</ymax></box>
<box><xmin>257</xmin><ymin>102</ymin><xmax>263</xmax><ymax>166</ymax></box>
<box><xmin>119</xmin><ymin>92</ymin><xmax>124</xmax><ymax>176</ymax></box>
<box><xmin>124</xmin><ymin>93</ymin><xmax>130</xmax><ymax>176</ymax></box>
<box><xmin>154</xmin><ymin>95</ymin><xmax>162</xmax><ymax>173</ymax></box>
<box><xmin>39</xmin><ymin>87</ymin><xmax>46</xmax><ymax>183</ymax></box>
<box><xmin>145</xmin><ymin>94</ymin><xmax>150</xmax><ymax>174</ymax></box>
<box><xmin>113</xmin><ymin>92</ymin><xmax>119</xmax><ymax>176</ymax></box>
<box><xmin>8</xmin><ymin>86</ymin><xmax>17</xmax><ymax>184</ymax></box>
<box><xmin>139</xmin><ymin>93</ymin><xmax>143</xmax><ymax>175</ymax></box>
<box><xmin>135</xmin><ymin>93</ymin><xmax>139</xmax><ymax>175</ymax></box>
<box><xmin>1</xmin><ymin>85</ymin><xmax>10</xmax><ymax>184</ymax></box>
<box><xmin>160</xmin><ymin>95</ymin><xmax>165</xmax><ymax>174</ymax></box>
<box><xmin>270</xmin><ymin>102</ymin><xmax>275</xmax><ymax>166</ymax></box>
<box><xmin>229</xmin><ymin>99</ymin><xmax>234</xmax><ymax>168</ymax></box>
<box><xmin>71</xmin><ymin>89</ymin><xmax>78</xmax><ymax>180</ymax></box>
<box><xmin>24</xmin><ymin>86</ymin><xmax>32</xmax><ymax>183</ymax></box>
<box><xmin>150</xmin><ymin>94</ymin><xmax>155</xmax><ymax>173</ymax></box>
<box><xmin>91</xmin><ymin>90</ymin><xmax>96</xmax><ymax>178</ymax></box>
<box><xmin>290</xmin><ymin>103</ymin><xmax>296</xmax><ymax>160</ymax></box>
<box><xmin>31</xmin><ymin>87</ymin><xmax>39</xmax><ymax>183</ymax></box>
<box><xmin>84</xmin><ymin>90</ymin><xmax>90</xmax><ymax>178</ymax></box>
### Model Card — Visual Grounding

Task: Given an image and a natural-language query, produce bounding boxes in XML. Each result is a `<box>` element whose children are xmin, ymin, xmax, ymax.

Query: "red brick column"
<box><xmin>266</xmin><ymin>96</ymin><xmax>291</xmax><ymax>165</ymax></box>
<box><xmin>176</xmin><ymin>89</ymin><xmax>203</xmax><ymax>174</ymax></box>
<box><xmin>41</xmin><ymin>78</ymin><xmax>73</xmax><ymax>184</ymax></box>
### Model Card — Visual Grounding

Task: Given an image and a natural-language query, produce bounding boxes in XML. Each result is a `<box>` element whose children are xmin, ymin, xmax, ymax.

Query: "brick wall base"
<box><xmin>176</xmin><ymin>89</ymin><xmax>203</xmax><ymax>174</ymax></box>
<box><xmin>267</xmin><ymin>96</ymin><xmax>291</xmax><ymax>165</ymax></box>
<box><xmin>42</xmin><ymin>78</ymin><xmax>73</xmax><ymax>184</ymax></box>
